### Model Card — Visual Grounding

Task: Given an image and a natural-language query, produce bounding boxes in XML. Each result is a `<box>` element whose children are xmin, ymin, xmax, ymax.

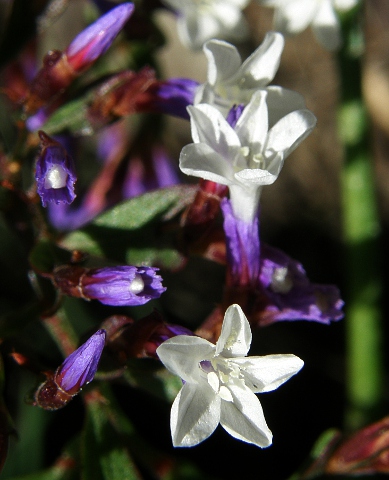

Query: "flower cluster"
<box><xmin>0</xmin><ymin>0</ymin><xmax>362</xmax><ymax>475</ymax></box>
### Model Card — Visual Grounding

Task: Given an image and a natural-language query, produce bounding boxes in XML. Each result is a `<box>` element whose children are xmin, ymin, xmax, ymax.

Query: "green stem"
<box><xmin>339</xmin><ymin>7</ymin><xmax>384</xmax><ymax>430</ymax></box>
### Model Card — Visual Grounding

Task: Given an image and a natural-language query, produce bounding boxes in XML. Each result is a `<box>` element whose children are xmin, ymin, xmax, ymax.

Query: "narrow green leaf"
<box><xmin>82</xmin><ymin>390</ymin><xmax>141</xmax><ymax>480</ymax></box>
<box><xmin>62</xmin><ymin>186</ymin><xmax>195</xmax><ymax>268</ymax></box>
<box><xmin>40</xmin><ymin>97</ymin><xmax>92</xmax><ymax>136</ymax></box>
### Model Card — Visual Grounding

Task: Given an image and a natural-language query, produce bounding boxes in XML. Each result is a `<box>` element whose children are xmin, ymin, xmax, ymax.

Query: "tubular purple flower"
<box><xmin>81</xmin><ymin>266</ymin><xmax>166</xmax><ymax>306</ymax></box>
<box><xmin>221</xmin><ymin>198</ymin><xmax>260</xmax><ymax>286</ymax></box>
<box><xmin>257</xmin><ymin>244</ymin><xmax>344</xmax><ymax>325</ymax></box>
<box><xmin>35</xmin><ymin>131</ymin><xmax>77</xmax><ymax>207</ymax></box>
<box><xmin>65</xmin><ymin>3</ymin><xmax>135</xmax><ymax>72</ymax></box>
<box><xmin>55</xmin><ymin>330</ymin><xmax>106</xmax><ymax>395</ymax></box>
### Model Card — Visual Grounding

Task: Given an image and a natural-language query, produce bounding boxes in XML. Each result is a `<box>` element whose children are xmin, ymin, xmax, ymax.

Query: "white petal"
<box><xmin>171</xmin><ymin>382</ymin><xmax>221</xmax><ymax>447</ymax></box>
<box><xmin>265</xmin><ymin>109</ymin><xmax>317</xmax><ymax>158</ymax></box>
<box><xmin>188</xmin><ymin>104</ymin><xmax>240</xmax><ymax>154</ymax></box>
<box><xmin>265</xmin><ymin>86</ymin><xmax>306</xmax><ymax>127</ymax></box>
<box><xmin>177</xmin><ymin>10</ymin><xmax>219</xmax><ymax>50</ymax></box>
<box><xmin>273</xmin><ymin>0</ymin><xmax>318</xmax><ymax>34</ymax></box>
<box><xmin>203</xmin><ymin>39</ymin><xmax>242</xmax><ymax>86</ymax></box>
<box><xmin>226</xmin><ymin>0</ymin><xmax>250</xmax><ymax>8</ymax></box>
<box><xmin>230</xmin><ymin>354</ymin><xmax>304</xmax><ymax>392</ymax></box>
<box><xmin>215</xmin><ymin>304</ymin><xmax>252</xmax><ymax>358</ymax></box>
<box><xmin>220</xmin><ymin>384</ymin><xmax>272</xmax><ymax>447</ymax></box>
<box><xmin>157</xmin><ymin>335</ymin><xmax>215</xmax><ymax>382</ymax></box>
<box><xmin>179</xmin><ymin>143</ymin><xmax>234</xmax><ymax>185</ymax></box>
<box><xmin>235</xmin><ymin>166</ymin><xmax>279</xmax><ymax>185</ymax></box>
<box><xmin>235</xmin><ymin>90</ymin><xmax>268</xmax><ymax>148</ymax></box>
<box><xmin>311</xmin><ymin>0</ymin><xmax>342</xmax><ymax>51</ymax></box>
<box><xmin>238</xmin><ymin>32</ymin><xmax>285</xmax><ymax>88</ymax></box>
<box><xmin>333</xmin><ymin>0</ymin><xmax>358</xmax><ymax>11</ymax></box>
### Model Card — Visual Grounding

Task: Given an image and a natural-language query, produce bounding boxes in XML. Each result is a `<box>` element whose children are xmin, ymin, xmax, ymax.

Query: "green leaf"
<box><xmin>82</xmin><ymin>388</ymin><xmax>142</xmax><ymax>480</ymax></box>
<box><xmin>6</xmin><ymin>439</ymin><xmax>79</xmax><ymax>480</ymax></box>
<box><xmin>62</xmin><ymin>186</ymin><xmax>195</xmax><ymax>268</ymax></box>
<box><xmin>40</xmin><ymin>97</ymin><xmax>92</xmax><ymax>136</ymax></box>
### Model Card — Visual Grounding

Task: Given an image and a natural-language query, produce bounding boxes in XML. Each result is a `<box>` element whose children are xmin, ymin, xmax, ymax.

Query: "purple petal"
<box><xmin>55</xmin><ymin>329</ymin><xmax>106</xmax><ymax>394</ymax></box>
<box><xmin>66</xmin><ymin>3</ymin><xmax>134</xmax><ymax>71</ymax></box>
<box><xmin>258</xmin><ymin>244</ymin><xmax>344</xmax><ymax>325</ymax></box>
<box><xmin>221</xmin><ymin>198</ymin><xmax>260</xmax><ymax>285</ymax></box>
<box><xmin>149</xmin><ymin>78</ymin><xmax>198</xmax><ymax>119</ymax></box>
<box><xmin>81</xmin><ymin>266</ymin><xmax>166</xmax><ymax>306</ymax></box>
<box><xmin>35</xmin><ymin>132</ymin><xmax>77</xmax><ymax>207</ymax></box>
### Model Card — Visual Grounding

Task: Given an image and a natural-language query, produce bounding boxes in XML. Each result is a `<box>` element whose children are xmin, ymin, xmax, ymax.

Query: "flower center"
<box><xmin>199</xmin><ymin>358</ymin><xmax>240</xmax><ymax>402</ymax></box>
<box><xmin>44</xmin><ymin>164</ymin><xmax>68</xmax><ymax>189</ymax></box>
<box><xmin>239</xmin><ymin>147</ymin><xmax>266</xmax><ymax>170</ymax></box>
<box><xmin>270</xmin><ymin>267</ymin><xmax>293</xmax><ymax>294</ymax></box>
<box><xmin>129</xmin><ymin>274</ymin><xmax>145</xmax><ymax>294</ymax></box>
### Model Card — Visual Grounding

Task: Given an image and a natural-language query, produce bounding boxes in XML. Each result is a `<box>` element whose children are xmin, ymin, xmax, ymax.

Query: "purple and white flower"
<box><xmin>35</xmin><ymin>131</ymin><xmax>77</xmax><ymax>207</ymax></box>
<box><xmin>162</xmin><ymin>0</ymin><xmax>250</xmax><ymax>50</ymax></box>
<box><xmin>81</xmin><ymin>266</ymin><xmax>166</xmax><ymax>306</ymax></box>
<box><xmin>180</xmin><ymin>91</ymin><xmax>316</xmax><ymax>223</ymax></box>
<box><xmin>157</xmin><ymin>304</ymin><xmax>304</xmax><ymax>447</ymax></box>
<box><xmin>195</xmin><ymin>32</ymin><xmax>305</xmax><ymax>123</ymax></box>
<box><xmin>259</xmin><ymin>0</ymin><xmax>359</xmax><ymax>51</ymax></box>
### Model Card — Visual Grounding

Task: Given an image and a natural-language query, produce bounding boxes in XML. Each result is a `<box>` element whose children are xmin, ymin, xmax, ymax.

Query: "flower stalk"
<box><xmin>338</xmin><ymin>5</ymin><xmax>384</xmax><ymax>429</ymax></box>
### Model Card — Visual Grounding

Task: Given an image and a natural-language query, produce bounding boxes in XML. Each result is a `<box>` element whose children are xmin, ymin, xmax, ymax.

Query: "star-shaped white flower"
<box><xmin>163</xmin><ymin>0</ymin><xmax>250</xmax><ymax>50</ymax></box>
<box><xmin>180</xmin><ymin>90</ymin><xmax>316</xmax><ymax>223</ymax></box>
<box><xmin>195</xmin><ymin>32</ymin><xmax>305</xmax><ymax>124</ymax></box>
<box><xmin>259</xmin><ymin>0</ymin><xmax>359</xmax><ymax>51</ymax></box>
<box><xmin>157</xmin><ymin>304</ymin><xmax>304</xmax><ymax>448</ymax></box>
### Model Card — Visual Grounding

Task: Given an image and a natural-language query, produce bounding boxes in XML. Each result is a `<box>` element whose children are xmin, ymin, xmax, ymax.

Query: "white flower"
<box><xmin>157</xmin><ymin>304</ymin><xmax>304</xmax><ymax>448</ymax></box>
<box><xmin>162</xmin><ymin>0</ymin><xmax>250</xmax><ymax>50</ymax></box>
<box><xmin>259</xmin><ymin>0</ymin><xmax>359</xmax><ymax>51</ymax></box>
<box><xmin>195</xmin><ymin>32</ymin><xmax>305</xmax><ymax>124</ymax></box>
<box><xmin>180</xmin><ymin>90</ymin><xmax>316</xmax><ymax>223</ymax></box>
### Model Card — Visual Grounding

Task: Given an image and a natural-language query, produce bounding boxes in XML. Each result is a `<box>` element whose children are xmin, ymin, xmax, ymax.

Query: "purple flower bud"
<box><xmin>66</xmin><ymin>3</ymin><xmax>134</xmax><ymax>72</ymax></box>
<box><xmin>221</xmin><ymin>198</ymin><xmax>260</xmax><ymax>285</ymax></box>
<box><xmin>81</xmin><ymin>266</ymin><xmax>166</xmax><ymax>306</ymax></box>
<box><xmin>147</xmin><ymin>78</ymin><xmax>199</xmax><ymax>119</ymax></box>
<box><xmin>35</xmin><ymin>131</ymin><xmax>77</xmax><ymax>207</ymax></box>
<box><xmin>55</xmin><ymin>330</ymin><xmax>106</xmax><ymax>395</ymax></box>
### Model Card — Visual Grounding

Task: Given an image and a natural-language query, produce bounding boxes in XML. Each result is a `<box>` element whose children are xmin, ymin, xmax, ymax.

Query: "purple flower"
<box><xmin>81</xmin><ymin>266</ymin><xmax>166</xmax><ymax>306</ymax></box>
<box><xmin>55</xmin><ymin>329</ymin><xmax>106</xmax><ymax>395</ymax></box>
<box><xmin>256</xmin><ymin>244</ymin><xmax>344</xmax><ymax>326</ymax></box>
<box><xmin>220</xmin><ymin>199</ymin><xmax>344</xmax><ymax>325</ymax></box>
<box><xmin>147</xmin><ymin>78</ymin><xmax>199</xmax><ymax>119</ymax></box>
<box><xmin>35</xmin><ymin>131</ymin><xmax>77</xmax><ymax>207</ymax></box>
<box><xmin>66</xmin><ymin>3</ymin><xmax>134</xmax><ymax>72</ymax></box>
<box><xmin>221</xmin><ymin>198</ymin><xmax>260</xmax><ymax>285</ymax></box>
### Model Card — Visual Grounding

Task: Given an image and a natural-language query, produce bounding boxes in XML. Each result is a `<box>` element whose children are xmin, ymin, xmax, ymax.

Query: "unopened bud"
<box><xmin>24</xmin><ymin>3</ymin><xmax>134</xmax><ymax>113</ymax></box>
<box><xmin>34</xmin><ymin>330</ymin><xmax>106</xmax><ymax>410</ymax></box>
<box><xmin>326</xmin><ymin>416</ymin><xmax>389</xmax><ymax>475</ymax></box>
